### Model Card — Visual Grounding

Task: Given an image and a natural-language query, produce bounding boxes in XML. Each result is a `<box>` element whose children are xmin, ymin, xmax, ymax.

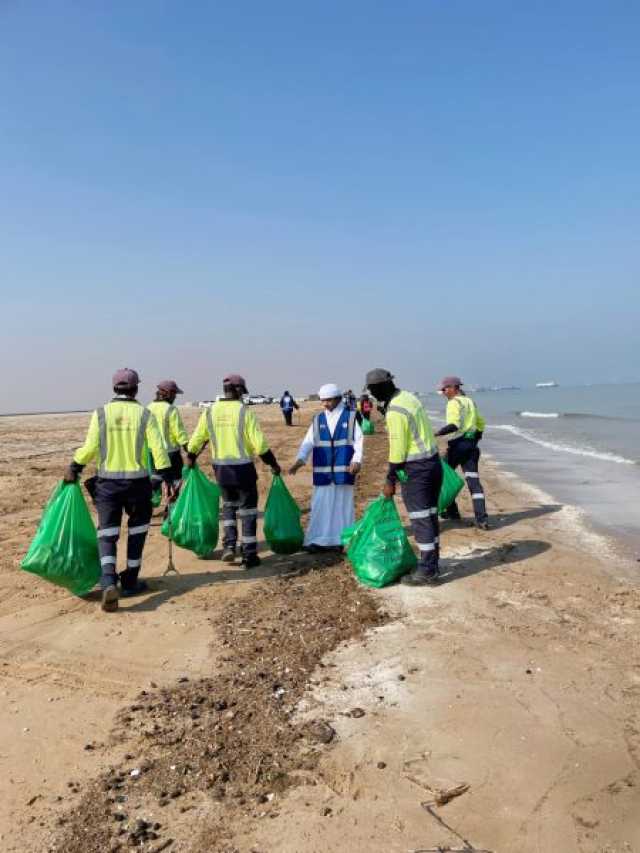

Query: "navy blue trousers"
<box><xmin>94</xmin><ymin>478</ymin><xmax>152</xmax><ymax>590</ymax></box>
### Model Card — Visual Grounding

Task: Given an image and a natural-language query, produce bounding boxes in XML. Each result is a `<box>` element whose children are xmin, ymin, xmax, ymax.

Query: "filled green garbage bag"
<box><xmin>21</xmin><ymin>481</ymin><xmax>100</xmax><ymax>596</ymax></box>
<box><xmin>263</xmin><ymin>475</ymin><xmax>304</xmax><ymax>554</ymax></box>
<box><xmin>161</xmin><ymin>464</ymin><xmax>220</xmax><ymax>557</ymax></box>
<box><xmin>438</xmin><ymin>459</ymin><xmax>465</xmax><ymax>513</ymax></box>
<box><xmin>146</xmin><ymin>447</ymin><xmax>162</xmax><ymax>507</ymax></box>
<box><xmin>361</xmin><ymin>418</ymin><xmax>375</xmax><ymax>435</ymax></box>
<box><xmin>342</xmin><ymin>496</ymin><xmax>417</xmax><ymax>588</ymax></box>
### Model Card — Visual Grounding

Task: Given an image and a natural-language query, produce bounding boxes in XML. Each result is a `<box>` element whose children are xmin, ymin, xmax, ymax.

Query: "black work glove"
<box><xmin>63</xmin><ymin>466</ymin><xmax>79</xmax><ymax>484</ymax></box>
<box><xmin>476</xmin><ymin>431</ymin><xmax>483</xmax><ymax>441</ymax></box>
<box><xmin>185</xmin><ymin>452</ymin><xmax>197</xmax><ymax>468</ymax></box>
<box><xmin>271</xmin><ymin>463</ymin><xmax>282</xmax><ymax>476</ymax></box>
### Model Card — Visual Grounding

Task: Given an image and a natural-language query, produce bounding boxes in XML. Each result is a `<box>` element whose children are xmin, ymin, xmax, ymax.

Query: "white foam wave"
<box><xmin>489</xmin><ymin>424</ymin><xmax>635</xmax><ymax>465</ymax></box>
<box><xmin>519</xmin><ymin>411</ymin><xmax>560</xmax><ymax>419</ymax></box>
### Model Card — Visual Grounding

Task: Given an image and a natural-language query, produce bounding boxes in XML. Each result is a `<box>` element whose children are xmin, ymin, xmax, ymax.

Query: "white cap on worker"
<box><xmin>318</xmin><ymin>383</ymin><xmax>342</xmax><ymax>400</ymax></box>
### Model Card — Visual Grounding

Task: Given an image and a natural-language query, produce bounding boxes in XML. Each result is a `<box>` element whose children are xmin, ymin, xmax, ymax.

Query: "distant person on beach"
<box><xmin>289</xmin><ymin>383</ymin><xmax>363</xmax><ymax>552</ymax></box>
<box><xmin>64</xmin><ymin>368</ymin><xmax>174</xmax><ymax>612</ymax></box>
<box><xmin>435</xmin><ymin>376</ymin><xmax>489</xmax><ymax>530</ymax></box>
<box><xmin>279</xmin><ymin>390</ymin><xmax>299</xmax><ymax>426</ymax></box>
<box><xmin>365</xmin><ymin>368</ymin><xmax>442</xmax><ymax>586</ymax></box>
<box><xmin>147</xmin><ymin>379</ymin><xmax>189</xmax><ymax>500</ymax></box>
<box><xmin>359</xmin><ymin>394</ymin><xmax>373</xmax><ymax>421</ymax></box>
<box><xmin>186</xmin><ymin>373</ymin><xmax>281</xmax><ymax>569</ymax></box>
<box><xmin>343</xmin><ymin>389</ymin><xmax>357</xmax><ymax>411</ymax></box>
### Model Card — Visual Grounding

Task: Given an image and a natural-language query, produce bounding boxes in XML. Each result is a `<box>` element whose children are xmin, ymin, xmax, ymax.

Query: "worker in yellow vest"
<box><xmin>435</xmin><ymin>376</ymin><xmax>489</xmax><ymax>529</ymax></box>
<box><xmin>187</xmin><ymin>374</ymin><xmax>281</xmax><ymax>569</ymax></box>
<box><xmin>64</xmin><ymin>368</ymin><xmax>174</xmax><ymax>612</ymax></box>
<box><xmin>147</xmin><ymin>379</ymin><xmax>188</xmax><ymax>497</ymax></box>
<box><xmin>366</xmin><ymin>368</ymin><xmax>442</xmax><ymax>586</ymax></box>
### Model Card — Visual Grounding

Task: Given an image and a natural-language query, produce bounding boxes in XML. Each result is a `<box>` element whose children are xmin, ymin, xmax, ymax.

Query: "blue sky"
<box><xmin>2</xmin><ymin>1</ymin><xmax>639</xmax><ymax>411</ymax></box>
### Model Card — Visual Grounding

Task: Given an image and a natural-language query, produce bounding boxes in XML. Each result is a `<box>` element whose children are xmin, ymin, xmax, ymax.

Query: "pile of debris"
<box><xmin>54</xmin><ymin>561</ymin><xmax>387</xmax><ymax>852</ymax></box>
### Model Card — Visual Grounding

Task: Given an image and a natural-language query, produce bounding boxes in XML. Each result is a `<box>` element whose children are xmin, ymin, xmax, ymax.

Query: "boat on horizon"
<box><xmin>535</xmin><ymin>381</ymin><xmax>559</xmax><ymax>388</ymax></box>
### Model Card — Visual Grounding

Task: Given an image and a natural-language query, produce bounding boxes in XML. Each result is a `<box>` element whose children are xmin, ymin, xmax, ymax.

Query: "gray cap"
<box><xmin>365</xmin><ymin>368</ymin><xmax>394</xmax><ymax>386</ymax></box>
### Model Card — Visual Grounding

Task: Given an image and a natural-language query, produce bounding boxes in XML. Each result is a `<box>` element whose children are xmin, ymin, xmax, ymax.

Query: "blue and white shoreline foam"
<box><xmin>422</xmin><ymin>383</ymin><xmax>640</xmax><ymax>567</ymax></box>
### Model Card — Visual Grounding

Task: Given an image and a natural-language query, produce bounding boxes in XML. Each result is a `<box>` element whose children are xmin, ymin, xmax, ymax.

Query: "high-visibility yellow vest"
<box><xmin>188</xmin><ymin>400</ymin><xmax>269</xmax><ymax>465</ymax></box>
<box><xmin>445</xmin><ymin>394</ymin><xmax>486</xmax><ymax>439</ymax></box>
<box><xmin>74</xmin><ymin>398</ymin><xmax>170</xmax><ymax>478</ymax></box>
<box><xmin>386</xmin><ymin>390</ymin><xmax>438</xmax><ymax>464</ymax></box>
<box><xmin>147</xmin><ymin>401</ymin><xmax>188</xmax><ymax>453</ymax></box>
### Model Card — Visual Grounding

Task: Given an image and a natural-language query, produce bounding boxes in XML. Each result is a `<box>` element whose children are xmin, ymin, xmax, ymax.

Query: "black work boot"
<box><xmin>401</xmin><ymin>570</ymin><xmax>441</xmax><ymax>587</ymax></box>
<box><xmin>120</xmin><ymin>580</ymin><xmax>149</xmax><ymax>598</ymax></box>
<box><xmin>475</xmin><ymin>518</ymin><xmax>491</xmax><ymax>531</ymax></box>
<box><xmin>221</xmin><ymin>547</ymin><xmax>236</xmax><ymax>563</ymax></box>
<box><xmin>101</xmin><ymin>585</ymin><xmax>119</xmax><ymax>612</ymax></box>
<box><xmin>441</xmin><ymin>508</ymin><xmax>462</xmax><ymax>521</ymax></box>
<box><xmin>241</xmin><ymin>554</ymin><xmax>261</xmax><ymax>570</ymax></box>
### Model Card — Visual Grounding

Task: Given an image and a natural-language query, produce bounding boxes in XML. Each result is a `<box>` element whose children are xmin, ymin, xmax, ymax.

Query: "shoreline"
<box><xmin>485</xmin><ymin>451</ymin><xmax>640</xmax><ymax>578</ymax></box>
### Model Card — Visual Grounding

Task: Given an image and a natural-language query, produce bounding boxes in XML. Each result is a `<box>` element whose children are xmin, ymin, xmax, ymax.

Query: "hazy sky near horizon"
<box><xmin>2</xmin><ymin>1</ymin><xmax>639</xmax><ymax>412</ymax></box>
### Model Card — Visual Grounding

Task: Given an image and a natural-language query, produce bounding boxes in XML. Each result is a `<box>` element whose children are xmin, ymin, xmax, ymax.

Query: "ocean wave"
<box><xmin>489</xmin><ymin>424</ymin><xmax>636</xmax><ymax>465</ymax></box>
<box><xmin>562</xmin><ymin>412</ymin><xmax>637</xmax><ymax>422</ymax></box>
<box><xmin>517</xmin><ymin>410</ymin><xmax>638</xmax><ymax>422</ymax></box>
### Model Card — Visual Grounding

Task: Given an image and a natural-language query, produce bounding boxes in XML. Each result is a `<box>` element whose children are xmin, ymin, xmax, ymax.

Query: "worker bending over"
<box><xmin>187</xmin><ymin>374</ymin><xmax>281</xmax><ymax>568</ymax></box>
<box><xmin>366</xmin><ymin>368</ymin><xmax>442</xmax><ymax>586</ymax></box>
<box><xmin>65</xmin><ymin>368</ymin><xmax>173</xmax><ymax>612</ymax></box>
<box><xmin>435</xmin><ymin>376</ymin><xmax>489</xmax><ymax>529</ymax></box>
<box><xmin>148</xmin><ymin>379</ymin><xmax>188</xmax><ymax>496</ymax></box>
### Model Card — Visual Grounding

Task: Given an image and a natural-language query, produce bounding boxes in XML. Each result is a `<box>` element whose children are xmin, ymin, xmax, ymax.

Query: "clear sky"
<box><xmin>2</xmin><ymin>1</ymin><xmax>639</xmax><ymax>412</ymax></box>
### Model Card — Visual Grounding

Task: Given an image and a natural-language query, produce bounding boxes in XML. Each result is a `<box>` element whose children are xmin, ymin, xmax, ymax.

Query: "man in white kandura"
<box><xmin>289</xmin><ymin>383</ymin><xmax>363</xmax><ymax>552</ymax></box>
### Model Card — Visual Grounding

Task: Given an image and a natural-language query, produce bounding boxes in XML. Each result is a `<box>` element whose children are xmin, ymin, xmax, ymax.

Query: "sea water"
<box><xmin>422</xmin><ymin>383</ymin><xmax>640</xmax><ymax>554</ymax></box>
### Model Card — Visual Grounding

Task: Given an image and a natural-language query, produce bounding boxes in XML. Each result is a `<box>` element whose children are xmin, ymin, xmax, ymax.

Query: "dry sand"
<box><xmin>0</xmin><ymin>403</ymin><xmax>639</xmax><ymax>852</ymax></box>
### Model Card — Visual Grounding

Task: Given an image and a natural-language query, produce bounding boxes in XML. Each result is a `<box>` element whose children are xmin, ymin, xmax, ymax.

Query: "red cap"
<box><xmin>113</xmin><ymin>368</ymin><xmax>140</xmax><ymax>387</ymax></box>
<box><xmin>157</xmin><ymin>379</ymin><xmax>183</xmax><ymax>395</ymax></box>
<box><xmin>439</xmin><ymin>375</ymin><xmax>463</xmax><ymax>390</ymax></box>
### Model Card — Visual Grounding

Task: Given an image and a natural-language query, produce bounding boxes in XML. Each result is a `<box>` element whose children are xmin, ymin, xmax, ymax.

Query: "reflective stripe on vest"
<box><xmin>448</xmin><ymin>396</ymin><xmax>478</xmax><ymax>442</ymax></box>
<box><xmin>312</xmin><ymin>409</ymin><xmax>356</xmax><ymax>485</ymax></box>
<box><xmin>386</xmin><ymin>403</ymin><xmax>438</xmax><ymax>462</ymax></box>
<box><xmin>207</xmin><ymin>404</ymin><xmax>251</xmax><ymax>466</ymax></box>
<box><xmin>97</xmin><ymin>406</ymin><xmax>150</xmax><ymax>479</ymax></box>
<box><xmin>312</xmin><ymin>414</ymin><xmax>355</xmax><ymax>447</ymax></box>
<box><xmin>163</xmin><ymin>405</ymin><xmax>180</xmax><ymax>452</ymax></box>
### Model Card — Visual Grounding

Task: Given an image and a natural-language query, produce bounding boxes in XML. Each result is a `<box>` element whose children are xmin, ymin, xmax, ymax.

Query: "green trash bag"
<box><xmin>342</xmin><ymin>496</ymin><xmax>417</xmax><ymax>588</ymax></box>
<box><xmin>263</xmin><ymin>475</ymin><xmax>304</xmax><ymax>554</ymax></box>
<box><xmin>161</xmin><ymin>464</ymin><xmax>220</xmax><ymax>557</ymax></box>
<box><xmin>21</xmin><ymin>481</ymin><xmax>101</xmax><ymax>596</ymax></box>
<box><xmin>361</xmin><ymin>418</ymin><xmax>375</xmax><ymax>435</ymax></box>
<box><xmin>438</xmin><ymin>459</ymin><xmax>465</xmax><ymax>513</ymax></box>
<box><xmin>146</xmin><ymin>446</ymin><xmax>162</xmax><ymax>507</ymax></box>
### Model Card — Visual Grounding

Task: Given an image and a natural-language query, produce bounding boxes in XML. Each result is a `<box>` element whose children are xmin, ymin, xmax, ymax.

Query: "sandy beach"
<box><xmin>1</xmin><ymin>403</ymin><xmax>639</xmax><ymax>852</ymax></box>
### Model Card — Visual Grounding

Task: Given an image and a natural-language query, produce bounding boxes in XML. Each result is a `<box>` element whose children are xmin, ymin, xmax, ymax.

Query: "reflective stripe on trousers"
<box><xmin>94</xmin><ymin>479</ymin><xmax>152</xmax><ymax>590</ymax></box>
<box><xmin>446</xmin><ymin>440</ymin><xmax>488</xmax><ymax>523</ymax></box>
<box><xmin>220</xmin><ymin>484</ymin><xmax>259</xmax><ymax>556</ymax></box>
<box><xmin>400</xmin><ymin>459</ymin><xmax>443</xmax><ymax>575</ymax></box>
